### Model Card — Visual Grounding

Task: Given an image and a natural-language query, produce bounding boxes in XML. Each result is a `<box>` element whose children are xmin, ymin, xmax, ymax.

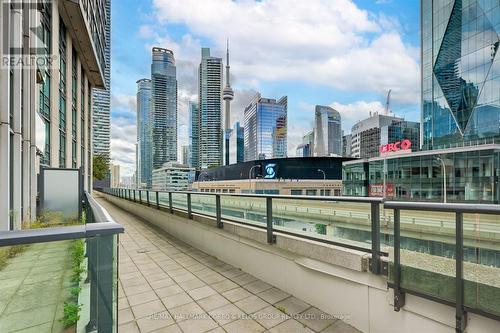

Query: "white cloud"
<box><xmin>330</xmin><ymin>100</ymin><xmax>386</xmax><ymax>133</ymax></box>
<box><xmin>151</xmin><ymin>0</ymin><xmax>420</xmax><ymax>104</ymax></box>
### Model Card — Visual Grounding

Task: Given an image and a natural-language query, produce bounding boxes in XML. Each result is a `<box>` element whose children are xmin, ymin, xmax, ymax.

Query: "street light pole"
<box><xmin>437</xmin><ymin>157</ymin><xmax>447</xmax><ymax>203</ymax></box>
<box><xmin>317</xmin><ymin>169</ymin><xmax>326</xmax><ymax>196</ymax></box>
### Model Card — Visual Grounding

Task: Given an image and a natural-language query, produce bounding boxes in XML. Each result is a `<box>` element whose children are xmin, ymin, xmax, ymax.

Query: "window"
<box><xmin>291</xmin><ymin>189</ymin><xmax>302</xmax><ymax>196</ymax></box>
<box><xmin>59</xmin><ymin>20</ymin><xmax>67</xmax><ymax>167</ymax></box>
<box><xmin>306</xmin><ymin>189</ymin><xmax>317</xmax><ymax>196</ymax></box>
<box><xmin>39</xmin><ymin>2</ymin><xmax>51</xmax><ymax>165</ymax></box>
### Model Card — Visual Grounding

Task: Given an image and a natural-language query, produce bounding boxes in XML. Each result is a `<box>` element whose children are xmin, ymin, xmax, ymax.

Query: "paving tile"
<box><xmin>269</xmin><ymin>319</ymin><xmax>315</xmax><ymax>333</ymax></box>
<box><xmin>119</xmin><ymin>297</ymin><xmax>130</xmax><ymax>310</ymax></box>
<box><xmin>118</xmin><ymin>308</ymin><xmax>134</xmax><ymax>324</ymax></box>
<box><xmin>118</xmin><ymin>321</ymin><xmax>141</xmax><ymax>333</ymax></box>
<box><xmin>222</xmin><ymin>287</ymin><xmax>252</xmax><ymax>302</ymax></box>
<box><xmin>128</xmin><ymin>290</ymin><xmax>159</xmax><ymax>307</ymax></box>
<box><xmin>223</xmin><ymin>318</ymin><xmax>266</xmax><ymax>333</ymax></box>
<box><xmin>252</xmin><ymin>305</ymin><xmax>289</xmax><ymax>329</ymax></box>
<box><xmin>161</xmin><ymin>292</ymin><xmax>193</xmax><ymax>309</ymax></box>
<box><xmin>137</xmin><ymin>311</ymin><xmax>175</xmax><ymax>332</ymax></box>
<box><xmin>210</xmin><ymin>279</ymin><xmax>239</xmax><ymax>293</ymax></box>
<box><xmin>178</xmin><ymin>278</ymin><xmax>205</xmax><ymax>291</ymax></box>
<box><xmin>197</xmin><ymin>293</ymin><xmax>230</xmax><ymax>311</ymax></box>
<box><xmin>298</xmin><ymin>307</ymin><xmax>337</xmax><ymax>332</ymax></box>
<box><xmin>230</xmin><ymin>273</ymin><xmax>258</xmax><ymax>286</ymax></box>
<box><xmin>150</xmin><ymin>323</ymin><xmax>183</xmax><ymax>333</ymax></box>
<box><xmin>274</xmin><ymin>296</ymin><xmax>310</xmax><ymax>315</ymax></box>
<box><xmin>124</xmin><ymin>283</ymin><xmax>153</xmax><ymax>297</ymax></box>
<box><xmin>199</xmin><ymin>273</ymin><xmax>226</xmax><ymax>284</ymax></box>
<box><xmin>208</xmin><ymin>303</ymin><xmax>245</xmax><ymax>325</ymax></box>
<box><xmin>150</xmin><ymin>278</ymin><xmax>176</xmax><ymax>289</ymax></box>
<box><xmin>168</xmin><ymin>302</ymin><xmax>205</xmax><ymax>322</ymax></box>
<box><xmin>177</xmin><ymin>316</ymin><xmax>219</xmax><ymax>333</ymax></box>
<box><xmin>132</xmin><ymin>299</ymin><xmax>167</xmax><ymax>319</ymax></box>
<box><xmin>321</xmin><ymin>320</ymin><xmax>361</xmax><ymax>333</ymax></box>
<box><xmin>155</xmin><ymin>285</ymin><xmax>183</xmax><ymax>298</ymax></box>
<box><xmin>188</xmin><ymin>285</ymin><xmax>217</xmax><ymax>300</ymax></box>
<box><xmin>235</xmin><ymin>295</ymin><xmax>269</xmax><ymax>314</ymax></box>
<box><xmin>257</xmin><ymin>287</ymin><xmax>290</xmax><ymax>304</ymax></box>
<box><xmin>244</xmin><ymin>280</ymin><xmax>273</xmax><ymax>294</ymax></box>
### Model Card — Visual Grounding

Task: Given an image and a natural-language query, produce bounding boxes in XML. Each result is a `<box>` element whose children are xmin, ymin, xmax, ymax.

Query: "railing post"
<box><xmin>370</xmin><ymin>202</ymin><xmax>381</xmax><ymax>274</ymax></box>
<box><xmin>133</xmin><ymin>190</ymin><xmax>136</xmax><ymax>202</ymax></box>
<box><xmin>187</xmin><ymin>193</ymin><xmax>192</xmax><ymax>219</ymax></box>
<box><xmin>266</xmin><ymin>197</ymin><xmax>275</xmax><ymax>244</ymax></box>
<box><xmin>146</xmin><ymin>191</ymin><xmax>150</xmax><ymax>206</ymax></box>
<box><xmin>393</xmin><ymin>208</ymin><xmax>405</xmax><ymax>311</ymax></box>
<box><xmin>169</xmin><ymin>192</ymin><xmax>173</xmax><ymax>213</ymax></box>
<box><xmin>138</xmin><ymin>190</ymin><xmax>142</xmax><ymax>204</ymax></box>
<box><xmin>156</xmin><ymin>191</ymin><xmax>160</xmax><ymax>209</ymax></box>
<box><xmin>216</xmin><ymin>194</ymin><xmax>223</xmax><ymax>228</ymax></box>
<box><xmin>455</xmin><ymin>212</ymin><xmax>467</xmax><ymax>332</ymax></box>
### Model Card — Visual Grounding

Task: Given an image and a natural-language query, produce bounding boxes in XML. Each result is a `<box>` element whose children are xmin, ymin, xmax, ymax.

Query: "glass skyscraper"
<box><xmin>244</xmin><ymin>94</ymin><xmax>287</xmax><ymax>161</ymax></box>
<box><xmin>92</xmin><ymin>0</ymin><xmax>111</xmax><ymax>159</ymax></box>
<box><xmin>136</xmin><ymin>79</ymin><xmax>152</xmax><ymax>188</ymax></box>
<box><xmin>189</xmin><ymin>102</ymin><xmax>200</xmax><ymax>169</ymax></box>
<box><xmin>198</xmin><ymin>48</ymin><xmax>223</xmax><ymax>169</ymax></box>
<box><xmin>313</xmin><ymin>105</ymin><xmax>342</xmax><ymax>156</ymax></box>
<box><xmin>151</xmin><ymin>47</ymin><xmax>177</xmax><ymax>169</ymax></box>
<box><xmin>422</xmin><ymin>0</ymin><xmax>500</xmax><ymax>149</ymax></box>
<box><xmin>229</xmin><ymin>122</ymin><xmax>244</xmax><ymax>164</ymax></box>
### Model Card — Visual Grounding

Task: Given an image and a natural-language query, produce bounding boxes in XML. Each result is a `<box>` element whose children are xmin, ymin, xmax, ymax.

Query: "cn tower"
<box><xmin>223</xmin><ymin>39</ymin><xmax>234</xmax><ymax>165</ymax></box>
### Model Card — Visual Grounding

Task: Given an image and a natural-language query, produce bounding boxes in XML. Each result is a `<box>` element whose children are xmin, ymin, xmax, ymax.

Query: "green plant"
<box><xmin>93</xmin><ymin>153</ymin><xmax>109</xmax><ymax>180</ymax></box>
<box><xmin>70</xmin><ymin>287</ymin><xmax>81</xmax><ymax>298</ymax></box>
<box><xmin>60</xmin><ymin>302</ymin><xmax>81</xmax><ymax>328</ymax></box>
<box><xmin>276</xmin><ymin>305</ymin><xmax>287</xmax><ymax>314</ymax></box>
<box><xmin>70</xmin><ymin>240</ymin><xmax>85</xmax><ymax>284</ymax></box>
<box><xmin>0</xmin><ymin>245</ymin><xmax>28</xmax><ymax>271</ymax></box>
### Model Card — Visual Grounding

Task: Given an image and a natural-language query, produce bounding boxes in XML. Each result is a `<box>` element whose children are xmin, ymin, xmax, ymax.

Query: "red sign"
<box><xmin>369</xmin><ymin>184</ymin><xmax>394</xmax><ymax>198</ymax></box>
<box><xmin>379</xmin><ymin>139</ymin><xmax>412</xmax><ymax>154</ymax></box>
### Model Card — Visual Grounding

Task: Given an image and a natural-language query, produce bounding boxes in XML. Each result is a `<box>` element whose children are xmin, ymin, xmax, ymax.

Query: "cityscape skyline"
<box><xmin>110</xmin><ymin>0</ymin><xmax>421</xmax><ymax>177</ymax></box>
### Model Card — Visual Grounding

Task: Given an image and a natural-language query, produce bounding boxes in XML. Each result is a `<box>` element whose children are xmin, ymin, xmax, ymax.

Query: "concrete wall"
<box><xmin>101</xmin><ymin>193</ymin><xmax>499</xmax><ymax>333</ymax></box>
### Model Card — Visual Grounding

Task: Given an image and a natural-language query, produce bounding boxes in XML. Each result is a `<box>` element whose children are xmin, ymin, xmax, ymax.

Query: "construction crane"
<box><xmin>385</xmin><ymin>89</ymin><xmax>391</xmax><ymax>115</ymax></box>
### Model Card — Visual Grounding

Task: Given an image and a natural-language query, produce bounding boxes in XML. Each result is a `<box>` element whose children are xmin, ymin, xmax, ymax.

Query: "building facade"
<box><xmin>244</xmin><ymin>93</ymin><xmax>288</xmax><ymax>161</ymax></box>
<box><xmin>110</xmin><ymin>164</ymin><xmax>120</xmax><ymax>188</ymax></box>
<box><xmin>152</xmin><ymin>162</ymin><xmax>195</xmax><ymax>191</ymax></box>
<box><xmin>350</xmin><ymin>113</ymin><xmax>420</xmax><ymax>159</ymax></box>
<box><xmin>422</xmin><ymin>0</ymin><xmax>500</xmax><ymax>150</ymax></box>
<box><xmin>296</xmin><ymin>130</ymin><xmax>313</xmax><ymax>157</ymax></box>
<box><xmin>151</xmin><ymin>47</ymin><xmax>177</xmax><ymax>170</ymax></box>
<box><xmin>182</xmin><ymin>145</ymin><xmax>191</xmax><ymax>166</ymax></box>
<box><xmin>92</xmin><ymin>0</ymin><xmax>111</xmax><ymax>160</ymax></box>
<box><xmin>313</xmin><ymin>105</ymin><xmax>342</xmax><ymax>156</ymax></box>
<box><xmin>223</xmin><ymin>43</ymin><xmax>234</xmax><ymax>166</ymax></box>
<box><xmin>342</xmin><ymin>134</ymin><xmax>352</xmax><ymax>157</ymax></box>
<box><xmin>189</xmin><ymin>101</ymin><xmax>200</xmax><ymax>169</ymax></box>
<box><xmin>136</xmin><ymin>78</ymin><xmax>152</xmax><ymax>188</ymax></box>
<box><xmin>198</xmin><ymin>48</ymin><xmax>223</xmax><ymax>169</ymax></box>
<box><xmin>0</xmin><ymin>0</ymin><xmax>108</xmax><ymax>230</ymax></box>
<box><xmin>229</xmin><ymin>122</ymin><xmax>244</xmax><ymax>164</ymax></box>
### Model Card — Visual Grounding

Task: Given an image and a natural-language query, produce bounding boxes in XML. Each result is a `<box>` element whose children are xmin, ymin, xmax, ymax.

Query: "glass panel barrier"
<box><xmin>220</xmin><ymin>195</ymin><xmax>267</xmax><ymax>226</ymax></box>
<box><xmin>190</xmin><ymin>194</ymin><xmax>216</xmax><ymax>217</ymax></box>
<box><xmin>0</xmin><ymin>235</ymin><xmax>118</xmax><ymax>332</ymax></box>
<box><xmin>158</xmin><ymin>192</ymin><xmax>169</xmax><ymax>208</ymax></box>
<box><xmin>463</xmin><ymin>212</ymin><xmax>500</xmax><ymax>317</ymax></box>
<box><xmin>171</xmin><ymin>193</ymin><xmax>188</xmax><ymax>210</ymax></box>
<box><xmin>272</xmin><ymin>198</ymin><xmax>373</xmax><ymax>250</ymax></box>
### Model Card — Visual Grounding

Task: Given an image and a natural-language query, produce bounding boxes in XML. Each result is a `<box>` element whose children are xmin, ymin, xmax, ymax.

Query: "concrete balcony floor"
<box><xmin>98</xmin><ymin>198</ymin><xmax>361</xmax><ymax>333</ymax></box>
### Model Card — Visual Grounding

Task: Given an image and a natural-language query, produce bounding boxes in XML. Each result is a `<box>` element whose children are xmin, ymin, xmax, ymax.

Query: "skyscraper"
<box><xmin>244</xmin><ymin>93</ymin><xmax>287</xmax><ymax>161</ymax></box>
<box><xmin>189</xmin><ymin>101</ymin><xmax>200</xmax><ymax>169</ymax></box>
<box><xmin>313</xmin><ymin>105</ymin><xmax>342</xmax><ymax>156</ymax></box>
<box><xmin>229</xmin><ymin>122</ymin><xmax>244</xmax><ymax>164</ymax></box>
<box><xmin>198</xmin><ymin>48</ymin><xmax>223</xmax><ymax>169</ymax></box>
<box><xmin>223</xmin><ymin>41</ymin><xmax>234</xmax><ymax>165</ymax></box>
<box><xmin>151</xmin><ymin>47</ymin><xmax>177</xmax><ymax>170</ymax></box>
<box><xmin>136</xmin><ymin>79</ymin><xmax>152</xmax><ymax>188</ymax></box>
<box><xmin>422</xmin><ymin>0</ymin><xmax>500</xmax><ymax>149</ymax></box>
<box><xmin>92</xmin><ymin>0</ymin><xmax>112</xmax><ymax>159</ymax></box>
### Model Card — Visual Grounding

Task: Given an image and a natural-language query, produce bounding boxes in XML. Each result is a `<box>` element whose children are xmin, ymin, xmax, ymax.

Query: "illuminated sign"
<box><xmin>379</xmin><ymin>139</ymin><xmax>412</xmax><ymax>154</ymax></box>
<box><xmin>264</xmin><ymin>163</ymin><xmax>277</xmax><ymax>179</ymax></box>
<box><xmin>369</xmin><ymin>184</ymin><xmax>394</xmax><ymax>198</ymax></box>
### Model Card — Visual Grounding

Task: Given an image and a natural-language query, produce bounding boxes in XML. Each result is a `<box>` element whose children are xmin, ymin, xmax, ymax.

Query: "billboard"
<box><xmin>369</xmin><ymin>184</ymin><xmax>394</xmax><ymax>198</ymax></box>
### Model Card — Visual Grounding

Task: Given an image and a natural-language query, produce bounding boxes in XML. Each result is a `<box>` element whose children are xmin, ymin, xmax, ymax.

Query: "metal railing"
<box><xmin>102</xmin><ymin>188</ymin><xmax>500</xmax><ymax>332</ymax></box>
<box><xmin>0</xmin><ymin>192</ymin><xmax>124</xmax><ymax>333</ymax></box>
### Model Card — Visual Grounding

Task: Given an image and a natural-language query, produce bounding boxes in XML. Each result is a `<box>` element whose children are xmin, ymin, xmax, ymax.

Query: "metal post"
<box><xmin>370</xmin><ymin>203</ymin><xmax>381</xmax><ymax>274</ymax></box>
<box><xmin>169</xmin><ymin>192</ymin><xmax>173</xmax><ymax>213</ymax></box>
<box><xmin>456</xmin><ymin>212</ymin><xmax>467</xmax><ymax>332</ymax></box>
<box><xmin>146</xmin><ymin>191</ymin><xmax>150</xmax><ymax>206</ymax></box>
<box><xmin>138</xmin><ymin>190</ymin><xmax>142</xmax><ymax>204</ymax></box>
<box><xmin>216</xmin><ymin>194</ymin><xmax>223</xmax><ymax>228</ymax></box>
<box><xmin>156</xmin><ymin>192</ymin><xmax>160</xmax><ymax>209</ymax></box>
<box><xmin>187</xmin><ymin>193</ymin><xmax>192</xmax><ymax>219</ymax></box>
<box><xmin>393</xmin><ymin>208</ymin><xmax>405</xmax><ymax>311</ymax></box>
<box><xmin>266</xmin><ymin>197</ymin><xmax>275</xmax><ymax>244</ymax></box>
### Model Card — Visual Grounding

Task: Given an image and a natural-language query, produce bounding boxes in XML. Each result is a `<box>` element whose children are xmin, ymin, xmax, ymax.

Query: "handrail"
<box><xmin>384</xmin><ymin>201</ymin><xmax>500</xmax><ymax>214</ymax></box>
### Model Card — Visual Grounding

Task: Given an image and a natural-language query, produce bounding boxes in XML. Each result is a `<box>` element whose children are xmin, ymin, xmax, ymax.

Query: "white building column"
<box><xmin>0</xmin><ymin>1</ymin><xmax>10</xmax><ymax>230</ymax></box>
<box><xmin>76</xmin><ymin>58</ymin><xmax>82</xmax><ymax>166</ymax></box>
<box><xmin>49</xmin><ymin>1</ymin><xmax>60</xmax><ymax>167</ymax></box>
<box><xmin>65</xmin><ymin>34</ymin><xmax>72</xmax><ymax>167</ymax></box>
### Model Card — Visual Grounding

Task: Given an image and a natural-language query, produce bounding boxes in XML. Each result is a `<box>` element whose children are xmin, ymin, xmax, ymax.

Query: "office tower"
<box><xmin>198</xmin><ymin>48</ymin><xmax>223</xmax><ymax>169</ymax></box>
<box><xmin>244</xmin><ymin>93</ymin><xmax>287</xmax><ymax>161</ymax></box>
<box><xmin>350</xmin><ymin>113</ymin><xmax>420</xmax><ymax>159</ymax></box>
<box><xmin>151</xmin><ymin>47</ymin><xmax>177</xmax><ymax>169</ymax></box>
<box><xmin>229</xmin><ymin>122</ymin><xmax>244</xmax><ymax>164</ymax></box>
<box><xmin>422</xmin><ymin>0</ymin><xmax>500</xmax><ymax>149</ymax></box>
<box><xmin>190</xmin><ymin>102</ymin><xmax>200</xmax><ymax>169</ymax></box>
<box><xmin>136</xmin><ymin>79</ymin><xmax>152</xmax><ymax>188</ymax></box>
<box><xmin>223</xmin><ymin>41</ymin><xmax>234</xmax><ymax>165</ymax></box>
<box><xmin>313</xmin><ymin>105</ymin><xmax>342</xmax><ymax>156</ymax></box>
<box><xmin>0</xmin><ymin>0</ymin><xmax>108</xmax><ymax>229</ymax></box>
<box><xmin>342</xmin><ymin>134</ymin><xmax>352</xmax><ymax>157</ymax></box>
<box><xmin>110</xmin><ymin>164</ymin><xmax>120</xmax><ymax>188</ymax></box>
<box><xmin>182</xmin><ymin>145</ymin><xmax>191</xmax><ymax>166</ymax></box>
<box><xmin>152</xmin><ymin>162</ymin><xmax>195</xmax><ymax>191</ymax></box>
<box><xmin>296</xmin><ymin>130</ymin><xmax>314</xmax><ymax>157</ymax></box>
<box><xmin>92</xmin><ymin>0</ymin><xmax>111</xmax><ymax>160</ymax></box>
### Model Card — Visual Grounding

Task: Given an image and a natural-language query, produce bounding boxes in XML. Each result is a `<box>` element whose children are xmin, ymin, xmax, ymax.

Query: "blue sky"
<box><xmin>110</xmin><ymin>0</ymin><xmax>421</xmax><ymax>176</ymax></box>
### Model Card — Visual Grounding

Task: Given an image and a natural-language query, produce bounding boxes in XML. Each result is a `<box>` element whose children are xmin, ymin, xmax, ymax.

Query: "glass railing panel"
<box><xmin>463</xmin><ymin>212</ymin><xmax>500</xmax><ymax>317</ymax></box>
<box><xmin>0</xmin><ymin>235</ymin><xmax>118</xmax><ymax>332</ymax></box>
<box><xmin>190</xmin><ymin>194</ymin><xmax>216</xmax><ymax>217</ymax></box>
<box><xmin>148</xmin><ymin>191</ymin><xmax>156</xmax><ymax>205</ymax></box>
<box><xmin>271</xmin><ymin>198</ymin><xmax>373</xmax><ymax>250</ymax></box>
<box><xmin>157</xmin><ymin>191</ymin><xmax>169</xmax><ymax>208</ymax></box>
<box><xmin>172</xmin><ymin>193</ymin><xmax>188</xmax><ymax>210</ymax></box>
<box><xmin>388</xmin><ymin>210</ymin><xmax>456</xmax><ymax>302</ymax></box>
<box><xmin>220</xmin><ymin>195</ymin><xmax>267</xmax><ymax>226</ymax></box>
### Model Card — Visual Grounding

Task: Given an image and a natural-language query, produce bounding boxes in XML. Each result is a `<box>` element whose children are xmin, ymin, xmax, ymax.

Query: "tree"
<box><xmin>92</xmin><ymin>154</ymin><xmax>109</xmax><ymax>180</ymax></box>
